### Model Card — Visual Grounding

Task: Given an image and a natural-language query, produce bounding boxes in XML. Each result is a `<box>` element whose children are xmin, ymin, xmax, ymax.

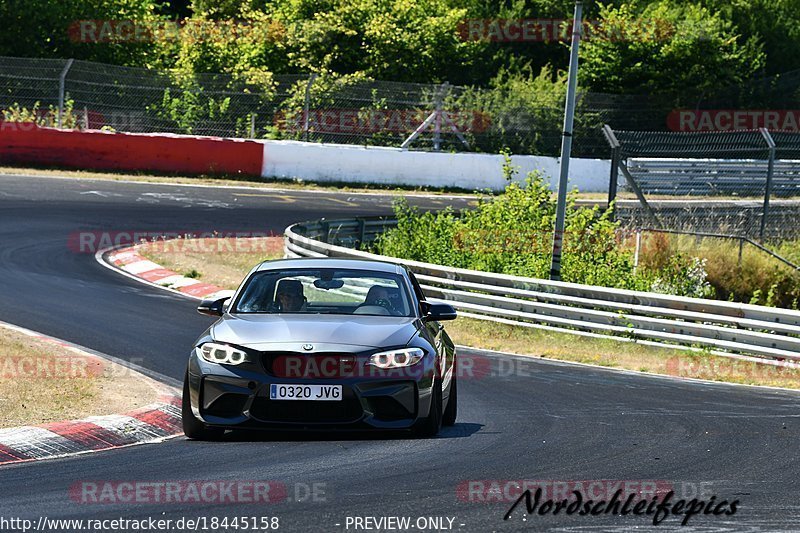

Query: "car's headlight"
<box><xmin>367</xmin><ymin>347</ymin><xmax>424</xmax><ymax>369</ymax></box>
<box><xmin>197</xmin><ymin>342</ymin><xmax>249</xmax><ymax>366</ymax></box>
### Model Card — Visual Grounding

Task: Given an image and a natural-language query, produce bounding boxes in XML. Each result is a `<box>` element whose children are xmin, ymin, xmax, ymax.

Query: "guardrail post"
<box><xmin>356</xmin><ymin>218</ymin><xmax>366</xmax><ymax>249</ymax></box>
<box><xmin>319</xmin><ymin>220</ymin><xmax>330</xmax><ymax>244</ymax></box>
<box><xmin>57</xmin><ymin>59</ymin><xmax>75</xmax><ymax>129</ymax></box>
<box><xmin>759</xmin><ymin>128</ymin><xmax>776</xmax><ymax>242</ymax></box>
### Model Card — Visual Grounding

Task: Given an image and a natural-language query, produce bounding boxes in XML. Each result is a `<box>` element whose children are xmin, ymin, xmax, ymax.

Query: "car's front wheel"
<box><xmin>414</xmin><ymin>380</ymin><xmax>442</xmax><ymax>438</ymax></box>
<box><xmin>442</xmin><ymin>373</ymin><xmax>457</xmax><ymax>427</ymax></box>
<box><xmin>182</xmin><ymin>371</ymin><xmax>225</xmax><ymax>441</ymax></box>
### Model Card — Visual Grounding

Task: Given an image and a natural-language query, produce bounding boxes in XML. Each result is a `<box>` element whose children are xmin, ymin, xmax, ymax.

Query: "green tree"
<box><xmin>579</xmin><ymin>2</ymin><xmax>765</xmax><ymax>100</ymax></box>
<box><xmin>170</xmin><ymin>0</ymin><xmax>483</xmax><ymax>83</ymax></box>
<box><xmin>0</xmin><ymin>0</ymin><xmax>167</xmax><ymax>67</ymax></box>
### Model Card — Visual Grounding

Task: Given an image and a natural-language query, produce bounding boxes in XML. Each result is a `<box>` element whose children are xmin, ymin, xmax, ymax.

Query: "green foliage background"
<box><xmin>1</xmin><ymin>0</ymin><xmax>795</xmax><ymax>95</ymax></box>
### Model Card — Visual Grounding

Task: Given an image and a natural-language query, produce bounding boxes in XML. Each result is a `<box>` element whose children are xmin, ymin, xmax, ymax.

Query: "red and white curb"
<box><xmin>105</xmin><ymin>246</ymin><xmax>232</xmax><ymax>300</ymax></box>
<box><xmin>0</xmin><ymin>322</ymin><xmax>181</xmax><ymax>466</ymax></box>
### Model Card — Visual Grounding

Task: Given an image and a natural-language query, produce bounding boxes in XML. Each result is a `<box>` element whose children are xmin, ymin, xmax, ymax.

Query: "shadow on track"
<box><xmin>179</xmin><ymin>422</ymin><xmax>483</xmax><ymax>443</ymax></box>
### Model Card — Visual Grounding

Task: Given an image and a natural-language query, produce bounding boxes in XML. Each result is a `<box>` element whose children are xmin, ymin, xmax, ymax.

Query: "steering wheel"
<box><xmin>372</xmin><ymin>297</ymin><xmax>401</xmax><ymax>316</ymax></box>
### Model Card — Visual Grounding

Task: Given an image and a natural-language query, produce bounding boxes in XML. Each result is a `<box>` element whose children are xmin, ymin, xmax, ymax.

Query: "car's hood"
<box><xmin>211</xmin><ymin>314</ymin><xmax>421</xmax><ymax>351</ymax></box>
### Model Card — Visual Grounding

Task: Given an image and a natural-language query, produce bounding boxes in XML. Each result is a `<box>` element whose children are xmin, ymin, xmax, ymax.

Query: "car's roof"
<box><xmin>254</xmin><ymin>257</ymin><xmax>405</xmax><ymax>275</ymax></box>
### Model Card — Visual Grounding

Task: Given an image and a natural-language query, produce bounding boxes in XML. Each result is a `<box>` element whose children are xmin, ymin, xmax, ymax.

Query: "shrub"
<box><xmin>373</xmin><ymin>156</ymin><xmax>702</xmax><ymax>293</ymax></box>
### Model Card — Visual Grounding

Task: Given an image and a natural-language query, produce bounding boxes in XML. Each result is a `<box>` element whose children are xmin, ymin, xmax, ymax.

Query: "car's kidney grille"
<box><xmin>261</xmin><ymin>352</ymin><xmax>361</xmax><ymax>379</ymax></box>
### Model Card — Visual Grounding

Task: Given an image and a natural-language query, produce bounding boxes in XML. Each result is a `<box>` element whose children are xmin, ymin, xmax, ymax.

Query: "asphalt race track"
<box><xmin>1</xmin><ymin>173</ymin><xmax>800</xmax><ymax>532</ymax></box>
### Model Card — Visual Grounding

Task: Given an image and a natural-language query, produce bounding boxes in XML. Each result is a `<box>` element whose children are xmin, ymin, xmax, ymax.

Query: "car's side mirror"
<box><xmin>421</xmin><ymin>301</ymin><xmax>457</xmax><ymax>321</ymax></box>
<box><xmin>197</xmin><ymin>296</ymin><xmax>230</xmax><ymax>317</ymax></box>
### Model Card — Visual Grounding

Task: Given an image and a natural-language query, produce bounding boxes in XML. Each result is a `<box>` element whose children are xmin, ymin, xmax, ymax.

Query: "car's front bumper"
<box><xmin>186</xmin><ymin>349</ymin><xmax>436</xmax><ymax>431</ymax></box>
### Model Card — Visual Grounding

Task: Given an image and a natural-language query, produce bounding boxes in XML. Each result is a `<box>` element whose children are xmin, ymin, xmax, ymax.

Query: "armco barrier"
<box><xmin>284</xmin><ymin>217</ymin><xmax>800</xmax><ymax>363</ymax></box>
<box><xmin>0</xmin><ymin>122</ymin><xmax>263</xmax><ymax>176</ymax></box>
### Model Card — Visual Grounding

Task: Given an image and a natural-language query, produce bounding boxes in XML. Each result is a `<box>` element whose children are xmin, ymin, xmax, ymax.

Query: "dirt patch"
<box><xmin>0</xmin><ymin>326</ymin><xmax>162</xmax><ymax>428</ymax></box>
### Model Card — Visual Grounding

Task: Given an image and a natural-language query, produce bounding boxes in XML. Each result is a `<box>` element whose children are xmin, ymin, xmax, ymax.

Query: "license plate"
<box><xmin>270</xmin><ymin>384</ymin><xmax>342</xmax><ymax>401</ymax></box>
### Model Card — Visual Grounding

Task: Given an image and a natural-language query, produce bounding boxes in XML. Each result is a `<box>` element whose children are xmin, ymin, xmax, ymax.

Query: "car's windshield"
<box><xmin>234</xmin><ymin>268</ymin><xmax>413</xmax><ymax>317</ymax></box>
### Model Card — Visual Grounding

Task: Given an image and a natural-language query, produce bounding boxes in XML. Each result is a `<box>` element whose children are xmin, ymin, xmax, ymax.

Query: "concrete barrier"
<box><xmin>261</xmin><ymin>139</ymin><xmax>611</xmax><ymax>192</ymax></box>
<box><xmin>0</xmin><ymin>122</ymin><xmax>263</xmax><ymax>176</ymax></box>
<box><xmin>0</xmin><ymin>123</ymin><xmax>611</xmax><ymax>191</ymax></box>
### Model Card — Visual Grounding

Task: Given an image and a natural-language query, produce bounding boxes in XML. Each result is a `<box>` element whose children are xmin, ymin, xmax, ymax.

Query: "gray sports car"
<box><xmin>182</xmin><ymin>257</ymin><xmax>458</xmax><ymax>439</ymax></box>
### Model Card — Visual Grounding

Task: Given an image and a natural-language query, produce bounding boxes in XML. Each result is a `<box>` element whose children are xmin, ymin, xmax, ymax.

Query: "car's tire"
<box><xmin>442</xmin><ymin>373</ymin><xmax>457</xmax><ymax>427</ymax></box>
<box><xmin>182</xmin><ymin>372</ymin><xmax>225</xmax><ymax>441</ymax></box>
<box><xmin>414</xmin><ymin>379</ymin><xmax>442</xmax><ymax>438</ymax></box>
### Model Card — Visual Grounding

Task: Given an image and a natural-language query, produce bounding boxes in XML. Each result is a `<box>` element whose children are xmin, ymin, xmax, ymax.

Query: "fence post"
<box><xmin>759</xmin><ymin>128</ymin><xmax>776</xmax><ymax>242</ymax></box>
<box><xmin>249</xmin><ymin>114</ymin><xmax>257</xmax><ymax>138</ymax></box>
<box><xmin>433</xmin><ymin>83</ymin><xmax>448</xmax><ymax>151</ymax></box>
<box><xmin>57</xmin><ymin>59</ymin><xmax>75</xmax><ymax>129</ymax></box>
<box><xmin>601</xmin><ymin>124</ymin><xmax>621</xmax><ymax>216</ymax></box>
<box><xmin>738</xmin><ymin>238</ymin><xmax>744</xmax><ymax>266</ymax></box>
<box><xmin>303</xmin><ymin>73</ymin><xmax>318</xmax><ymax>142</ymax></box>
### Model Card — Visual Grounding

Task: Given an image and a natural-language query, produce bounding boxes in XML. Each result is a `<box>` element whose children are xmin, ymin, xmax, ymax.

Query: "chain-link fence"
<box><xmin>0</xmin><ymin>55</ymin><xmax>668</xmax><ymax>157</ymax></box>
<box><xmin>604</xmin><ymin>127</ymin><xmax>800</xmax><ymax>240</ymax></box>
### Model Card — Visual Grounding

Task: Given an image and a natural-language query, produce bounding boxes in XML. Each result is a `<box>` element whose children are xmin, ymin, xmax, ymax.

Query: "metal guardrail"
<box><xmin>284</xmin><ymin>217</ymin><xmax>800</xmax><ymax>363</ymax></box>
<box><xmin>626</xmin><ymin>158</ymin><xmax>800</xmax><ymax>197</ymax></box>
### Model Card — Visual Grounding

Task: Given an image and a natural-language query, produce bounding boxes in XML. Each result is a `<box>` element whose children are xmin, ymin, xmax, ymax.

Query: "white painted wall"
<box><xmin>260</xmin><ymin>140</ymin><xmax>611</xmax><ymax>192</ymax></box>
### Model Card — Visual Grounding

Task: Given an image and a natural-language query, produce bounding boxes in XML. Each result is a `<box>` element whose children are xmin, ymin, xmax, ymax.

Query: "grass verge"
<box><xmin>448</xmin><ymin>318</ymin><xmax>800</xmax><ymax>389</ymax></box>
<box><xmin>137</xmin><ymin>236</ymin><xmax>285</xmax><ymax>290</ymax></box>
<box><xmin>0</xmin><ymin>325</ymin><xmax>158</xmax><ymax>428</ymax></box>
<box><xmin>136</xmin><ymin>236</ymin><xmax>800</xmax><ymax>390</ymax></box>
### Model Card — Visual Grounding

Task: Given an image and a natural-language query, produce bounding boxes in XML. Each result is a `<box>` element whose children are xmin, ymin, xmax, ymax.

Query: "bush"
<box><xmin>2</xmin><ymin>100</ymin><xmax>80</xmax><ymax>129</ymax></box>
<box><xmin>373</xmin><ymin>156</ymin><xmax>703</xmax><ymax>293</ymax></box>
<box><xmin>638</xmin><ymin>233</ymin><xmax>800</xmax><ymax>308</ymax></box>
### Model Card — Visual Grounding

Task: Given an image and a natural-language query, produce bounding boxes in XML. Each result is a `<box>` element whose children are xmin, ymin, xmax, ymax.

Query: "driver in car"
<box><xmin>275</xmin><ymin>279</ymin><xmax>307</xmax><ymax>312</ymax></box>
<box><xmin>364</xmin><ymin>285</ymin><xmax>398</xmax><ymax>314</ymax></box>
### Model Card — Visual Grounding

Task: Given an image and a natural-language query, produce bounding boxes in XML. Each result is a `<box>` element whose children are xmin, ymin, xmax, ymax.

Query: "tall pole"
<box><xmin>549</xmin><ymin>1</ymin><xmax>583</xmax><ymax>281</ymax></box>
<box><xmin>759</xmin><ymin>127</ymin><xmax>776</xmax><ymax>242</ymax></box>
